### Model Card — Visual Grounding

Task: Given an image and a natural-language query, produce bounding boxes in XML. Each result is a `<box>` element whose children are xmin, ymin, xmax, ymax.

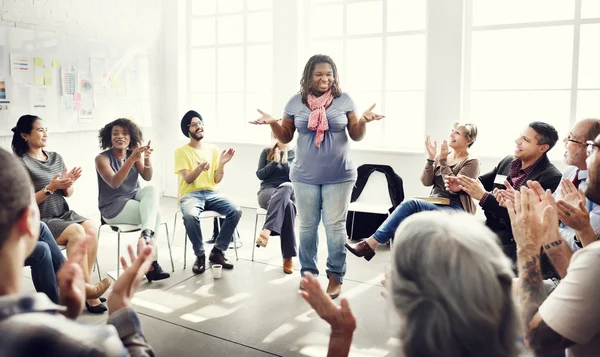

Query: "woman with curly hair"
<box><xmin>95</xmin><ymin>118</ymin><xmax>170</xmax><ymax>282</ymax></box>
<box><xmin>12</xmin><ymin>114</ymin><xmax>110</xmax><ymax>314</ymax></box>
<box><xmin>250</xmin><ymin>54</ymin><xmax>384</xmax><ymax>299</ymax></box>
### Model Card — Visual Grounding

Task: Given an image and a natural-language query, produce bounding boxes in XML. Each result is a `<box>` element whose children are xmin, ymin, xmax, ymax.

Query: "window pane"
<box><xmin>578</xmin><ymin>24</ymin><xmax>600</xmax><ymax>89</ymax></box>
<box><xmin>247</xmin><ymin>45</ymin><xmax>273</xmax><ymax>92</ymax></box>
<box><xmin>469</xmin><ymin>91</ymin><xmax>570</xmax><ymax>158</ymax></box>
<box><xmin>247</xmin><ymin>0</ymin><xmax>273</xmax><ymax>11</ymax></box>
<box><xmin>310</xmin><ymin>4</ymin><xmax>344</xmax><ymax>38</ymax></box>
<box><xmin>192</xmin><ymin>0</ymin><xmax>216</xmax><ymax>16</ymax></box>
<box><xmin>247</xmin><ymin>11</ymin><xmax>273</xmax><ymax>42</ymax></box>
<box><xmin>471</xmin><ymin>26</ymin><xmax>573</xmax><ymax>90</ymax></box>
<box><xmin>218</xmin><ymin>0</ymin><xmax>243</xmax><ymax>14</ymax></box>
<box><xmin>350</xmin><ymin>91</ymin><xmax>383</xmax><ymax>148</ymax></box>
<box><xmin>386</xmin><ymin>35</ymin><xmax>426</xmax><ymax>90</ymax></box>
<box><xmin>384</xmin><ymin>91</ymin><xmax>425</xmax><ymax>150</ymax></box>
<box><xmin>217</xmin><ymin>47</ymin><xmax>244</xmax><ymax>92</ymax></box>
<box><xmin>246</xmin><ymin>93</ymin><xmax>273</xmax><ymax>143</ymax></box>
<box><xmin>189</xmin><ymin>93</ymin><xmax>216</xmax><ymax>126</ymax></box>
<box><xmin>576</xmin><ymin>91</ymin><xmax>600</xmax><ymax>120</ymax></box>
<box><xmin>346</xmin><ymin>38</ymin><xmax>382</xmax><ymax>91</ymax></box>
<box><xmin>218</xmin><ymin>15</ymin><xmax>244</xmax><ymax>44</ymax></box>
<box><xmin>191</xmin><ymin>18</ymin><xmax>216</xmax><ymax>46</ymax></box>
<box><xmin>582</xmin><ymin>0</ymin><xmax>600</xmax><ymax>18</ymax></box>
<box><xmin>472</xmin><ymin>0</ymin><xmax>574</xmax><ymax>26</ymax></box>
<box><xmin>387</xmin><ymin>0</ymin><xmax>426</xmax><ymax>32</ymax></box>
<box><xmin>307</xmin><ymin>40</ymin><xmax>345</xmax><ymax>76</ymax></box>
<box><xmin>346</xmin><ymin>1</ymin><xmax>382</xmax><ymax>36</ymax></box>
<box><xmin>190</xmin><ymin>49</ymin><xmax>216</xmax><ymax>92</ymax></box>
<box><xmin>217</xmin><ymin>93</ymin><xmax>245</xmax><ymax>140</ymax></box>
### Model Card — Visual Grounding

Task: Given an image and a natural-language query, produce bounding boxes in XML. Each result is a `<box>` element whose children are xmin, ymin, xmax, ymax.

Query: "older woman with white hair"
<box><xmin>301</xmin><ymin>211</ymin><xmax>525</xmax><ymax>357</ymax></box>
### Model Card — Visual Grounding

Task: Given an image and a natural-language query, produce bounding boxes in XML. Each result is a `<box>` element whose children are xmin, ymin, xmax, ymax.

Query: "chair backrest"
<box><xmin>354</xmin><ymin>171</ymin><xmax>393</xmax><ymax>207</ymax></box>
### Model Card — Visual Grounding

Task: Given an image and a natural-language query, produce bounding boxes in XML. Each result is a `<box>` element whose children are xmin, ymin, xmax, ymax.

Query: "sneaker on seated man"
<box><xmin>0</xmin><ymin>147</ymin><xmax>155</xmax><ymax>356</ymax></box>
<box><xmin>174</xmin><ymin>110</ymin><xmax>242</xmax><ymax>274</ymax></box>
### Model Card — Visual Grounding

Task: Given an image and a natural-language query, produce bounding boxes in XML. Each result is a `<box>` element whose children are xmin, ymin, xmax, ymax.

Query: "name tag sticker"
<box><xmin>494</xmin><ymin>174</ymin><xmax>508</xmax><ymax>185</ymax></box>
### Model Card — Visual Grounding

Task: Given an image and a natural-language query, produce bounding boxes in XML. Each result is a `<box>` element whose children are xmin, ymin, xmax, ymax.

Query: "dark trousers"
<box><xmin>24</xmin><ymin>222</ymin><xmax>65</xmax><ymax>303</ymax></box>
<box><xmin>258</xmin><ymin>183</ymin><xmax>297</xmax><ymax>258</ymax></box>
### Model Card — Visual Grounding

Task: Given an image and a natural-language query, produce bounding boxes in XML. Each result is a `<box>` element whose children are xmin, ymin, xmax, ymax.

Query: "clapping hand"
<box><xmin>360</xmin><ymin>103</ymin><xmax>385</xmax><ymax>123</ymax></box>
<box><xmin>556</xmin><ymin>178</ymin><xmax>590</xmax><ymax>231</ymax></box>
<box><xmin>249</xmin><ymin>109</ymin><xmax>278</xmax><ymax>125</ymax></box>
<box><xmin>196</xmin><ymin>161</ymin><xmax>211</xmax><ymax>172</ymax></box>
<box><xmin>273</xmin><ymin>147</ymin><xmax>281</xmax><ymax>163</ymax></box>
<box><xmin>65</xmin><ymin>167</ymin><xmax>82</xmax><ymax>183</ymax></box>
<box><xmin>57</xmin><ymin>234</ymin><xmax>92</xmax><ymax>319</ymax></box>
<box><xmin>456</xmin><ymin>175</ymin><xmax>486</xmax><ymax>201</ymax></box>
<box><xmin>48</xmin><ymin>168</ymin><xmax>74</xmax><ymax>191</ymax></box>
<box><xmin>425</xmin><ymin>136</ymin><xmax>437</xmax><ymax>161</ymax></box>
<box><xmin>299</xmin><ymin>272</ymin><xmax>356</xmax><ymax>337</ymax></box>
<box><xmin>439</xmin><ymin>140</ymin><xmax>449</xmax><ymax>160</ymax></box>
<box><xmin>107</xmin><ymin>240</ymin><xmax>155</xmax><ymax>315</ymax></box>
<box><xmin>220</xmin><ymin>148</ymin><xmax>235</xmax><ymax>165</ymax></box>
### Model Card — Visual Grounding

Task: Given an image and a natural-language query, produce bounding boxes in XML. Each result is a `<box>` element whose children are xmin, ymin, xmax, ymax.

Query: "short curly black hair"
<box><xmin>98</xmin><ymin>118</ymin><xmax>144</xmax><ymax>150</ymax></box>
<box><xmin>181</xmin><ymin>110</ymin><xmax>203</xmax><ymax>138</ymax></box>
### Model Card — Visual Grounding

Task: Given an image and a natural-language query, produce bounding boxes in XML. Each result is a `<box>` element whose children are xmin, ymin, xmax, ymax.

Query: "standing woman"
<box><xmin>255</xmin><ymin>127</ymin><xmax>297</xmax><ymax>274</ymax></box>
<box><xmin>250</xmin><ymin>54</ymin><xmax>384</xmax><ymax>298</ymax></box>
<box><xmin>11</xmin><ymin>114</ymin><xmax>108</xmax><ymax>313</ymax></box>
<box><xmin>95</xmin><ymin>118</ymin><xmax>170</xmax><ymax>282</ymax></box>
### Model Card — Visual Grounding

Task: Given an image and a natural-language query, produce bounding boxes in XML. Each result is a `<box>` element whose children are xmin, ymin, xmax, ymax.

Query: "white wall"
<box><xmin>0</xmin><ymin>0</ymin><xmax>164</xmax><ymax>219</ymax></box>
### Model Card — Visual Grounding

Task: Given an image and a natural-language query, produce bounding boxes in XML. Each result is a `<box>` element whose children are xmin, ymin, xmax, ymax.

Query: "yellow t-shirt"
<box><xmin>174</xmin><ymin>143</ymin><xmax>220</xmax><ymax>197</ymax></box>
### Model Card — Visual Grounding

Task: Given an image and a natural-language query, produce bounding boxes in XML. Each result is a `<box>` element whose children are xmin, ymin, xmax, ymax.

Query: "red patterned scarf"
<box><xmin>307</xmin><ymin>89</ymin><xmax>334</xmax><ymax>148</ymax></box>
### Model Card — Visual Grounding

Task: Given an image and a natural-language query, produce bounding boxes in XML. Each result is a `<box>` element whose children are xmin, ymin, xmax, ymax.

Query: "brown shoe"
<box><xmin>345</xmin><ymin>240</ymin><xmax>376</xmax><ymax>261</ymax></box>
<box><xmin>283</xmin><ymin>258</ymin><xmax>293</xmax><ymax>274</ymax></box>
<box><xmin>256</xmin><ymin>233</ymin><xmax>269</xmax><ymax>248</ymax></box>
<box><xmin>326</xmin><ymin>274</ymin><xmax>342</xmax><ymax>299</ymax></box>
<box><xmin>85</xmin><ymin>278</ymin><xmax>111</xmax><ymax>299</ymax></box>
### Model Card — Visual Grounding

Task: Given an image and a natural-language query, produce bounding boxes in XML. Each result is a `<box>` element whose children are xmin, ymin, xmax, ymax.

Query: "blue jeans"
<box><xmin>373</xmin><ymin>198</ymin><xmax>463</xmax><ymax>244</ymax></box>
<box><xmin>180</xmin><ymin>190</ymin><xmax>242</xmax><ymax>256</ymax></box>
<box><xmin>24</xmin><ymin>222</ymin><xmax>65</xmax><ymax>303</ymax></box>
<box><xmin>293</xmin><ymin>181</ymin><xmax>355</xmax><ymax>284</ymax></box>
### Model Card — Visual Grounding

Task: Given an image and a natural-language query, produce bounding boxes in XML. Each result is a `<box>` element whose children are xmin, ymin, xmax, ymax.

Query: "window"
<box><xmin>463</xmin><ymin>0</ymin><xmax>600</xmax><ymax>158</ymax></box>
<box><xmin>188</xmin><ymin>0</ymin><xmax>273</xmax><ymax>142</ymax></box>
<box><xmin>304</xmin><ymin>0</ymin><xmax>427</xmax><ymax>151</ymax></box>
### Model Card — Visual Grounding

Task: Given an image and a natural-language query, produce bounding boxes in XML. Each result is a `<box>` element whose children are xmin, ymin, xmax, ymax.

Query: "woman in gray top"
<box><xmin>255</xmin><ymin>127</ymin><xmax>297</xmax><ymax>274</ymax></box>
<box><xmin>12</xmin><ymin>114</ymin><xmax>108</xmax><ymax>313</ymax></box>
<box><xmin>95</xmin><ymin>118</ymin><xmax>170</xmax><ymax>282</ymax></box>
<box><xmin>250</xmin><ymin>54</ymin><xmax>384</xmax><ymax>299</ymax></box>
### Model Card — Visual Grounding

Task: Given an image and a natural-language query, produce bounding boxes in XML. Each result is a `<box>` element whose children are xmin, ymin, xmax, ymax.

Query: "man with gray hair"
<box><xmin>301</xmin><ymin>211</ymin><xmax>522</xmax><ymax>357</ymax></box>
<box><xmin>0</xmin><ymin>147</ymin><xmax>155</xmax><ymax>356</ymax></box>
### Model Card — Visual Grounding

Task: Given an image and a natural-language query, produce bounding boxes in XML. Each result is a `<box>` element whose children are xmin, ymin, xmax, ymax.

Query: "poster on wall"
<box><xmin>10</xmin><ymin>54</ymin><xmax>33</xmax><ymax>85</ymax></box>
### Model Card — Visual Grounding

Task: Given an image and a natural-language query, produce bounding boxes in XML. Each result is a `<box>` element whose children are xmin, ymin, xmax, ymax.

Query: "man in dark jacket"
<box><xmin>448</xmin><ymin>122</ymin><xmax>562</xmax><ymax>262</ymax></box>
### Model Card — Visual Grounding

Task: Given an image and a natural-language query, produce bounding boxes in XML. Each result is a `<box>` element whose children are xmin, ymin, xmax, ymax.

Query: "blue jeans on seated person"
<box><xmin>180</xmin><ymin>190</ymin><xmax>242</xmax><ymax>257</ymax></box>
<box><xmin>24</xmin><ymin>222</ymin><xmax>65</xmax><ymax>303</ymax></box>
<box><xmin>373</xmin><ymin>198</ymin><xmax>463</xmax><ymax>244</ymax></box>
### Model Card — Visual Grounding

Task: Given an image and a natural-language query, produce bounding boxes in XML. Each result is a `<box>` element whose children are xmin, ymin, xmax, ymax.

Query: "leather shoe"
<box><xmin>345</xmin><ymin>240</ymin><xmax>376</xmax><ymax>261</ymax></box>
<box><xmin>146</xmin><ymin>261</ymin><xmax>171</xmax><ymax>282</ymax></box>
<box><xmin>192</xmin><ymin>255</ymin><xmax>206</xmax><ymax>274</ymax></box>
<box><xmin>209</xmin><ymin>248</ymin><xmax>234</xmax><ymax>269</ymax></box>
<box><xmin>283</xmin><ymin>258</ymin><xmax>293</xmax><ymax>274</ymax></box>
<box><xmin>85</xmin><ymin>278</ymin><xmax>111</xmax><ymax>299</ymax></box>
<box><xmin>85</xmin><ymin>301</ymin><xmax>107</xmax><ymax>314</ymax></box>
<box><xmin>326</xmin><ymin>274</ymin><xmax>342</xmax><ymax>300</ymax></box>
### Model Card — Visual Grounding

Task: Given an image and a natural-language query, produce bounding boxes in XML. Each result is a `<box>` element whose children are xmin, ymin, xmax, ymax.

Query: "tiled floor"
<box><xmin>22</xmin><ymin>197</ymin><xmax>399</xmax><ymax>357</ymax></box>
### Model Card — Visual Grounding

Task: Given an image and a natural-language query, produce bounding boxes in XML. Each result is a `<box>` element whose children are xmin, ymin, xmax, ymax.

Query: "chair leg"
<box><xmin>183</xmin><ymin>233</ymin><xmax>188</xmax><ymax>270</ymax></box>
<box><xmin>350</xmin><ymin>211</ymin><xmax>356</xmax><ymax>240</ymax></box>
<box><xmin>233</xmin><ymin>228</ymin><xmax>239</xmax><ymax>261</ymax></box>
<box><xmin>163</xmin><ymin>222</ymin><xmax>175</xmax><ymax>273</ymax></box>
<box><xmin>172</xmin><ymin>211</ymin><xmax>179</xmax><ymax>246</ymax></box>
<box><xmin>252</xmin><ymin>213</ymin><xmax>259</xmax><ymax>261</ymax></box>
<box><xmin>95</xmin><ymin>225</ymin><xmax>102</xmax><ymax>280</ymax></box>
<box><xmin>116</xmin><ymin>232</ymin><xmax>121</xmax><ymax>279</ymax></box>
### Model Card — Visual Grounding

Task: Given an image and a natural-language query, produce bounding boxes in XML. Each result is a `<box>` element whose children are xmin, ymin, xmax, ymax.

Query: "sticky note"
<box><xmin>34</xmin><ymin>57</ymin><xmax>43</xmax><ymax>67</ymax></box>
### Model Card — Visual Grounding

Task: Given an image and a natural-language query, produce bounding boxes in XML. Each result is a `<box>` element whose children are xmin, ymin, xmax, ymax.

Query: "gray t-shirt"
<box><xmin>97</xmin><ymin>150</ymin><xmax>140</xmax><ymax>219</ymax></box>
<box><xmin>284</xmin><ymin>92</ymin><xmax>357</xmax><ymax>185</ymax></box>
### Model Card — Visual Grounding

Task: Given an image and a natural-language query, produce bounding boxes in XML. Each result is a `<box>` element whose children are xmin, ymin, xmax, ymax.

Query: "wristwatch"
<box><xmin>44</xmin><ymin>185</ymin><xmax>54</xmax><ymax>195</ymax></box>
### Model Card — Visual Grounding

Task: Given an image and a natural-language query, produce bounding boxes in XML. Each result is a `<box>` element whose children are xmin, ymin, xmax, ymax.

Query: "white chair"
<box><xmin>347</xmin><ymin>171</ymin><xmax>393</xmax><ymax>241</ymax></box>
<box><xmin>97</xmin><ymin>219</ymin><xmax>174</xmax><ymax>280</ymax></box>
<box><xmin>252</xmin><ymin>207</ymin><xmax>268</xmax><ymax>261</ymax></box>
<box><xmin>58</xmin><ymin>244</ymin><xmax>102</xmax><ymax>281</ymax></box>
<box><xmin>173</xmin><ymin>210</ymin><xmax>239</xmax><ymax>269</ymax></box>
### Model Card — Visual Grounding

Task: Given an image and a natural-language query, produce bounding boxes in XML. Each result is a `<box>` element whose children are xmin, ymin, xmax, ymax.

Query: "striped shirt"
<box><xmin>21</xmin><ymin>151</ymin><xmax>71</xmax><ymax>219</ymax></box>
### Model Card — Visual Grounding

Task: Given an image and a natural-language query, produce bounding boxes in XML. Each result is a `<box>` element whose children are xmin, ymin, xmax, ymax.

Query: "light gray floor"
<box><xmin>22</xmin><ymin>197</ymin><xmax>399</xmax><ymax>357</ymax></box>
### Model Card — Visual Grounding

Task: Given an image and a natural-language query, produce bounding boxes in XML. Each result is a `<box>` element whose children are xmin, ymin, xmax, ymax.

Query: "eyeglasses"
<box><xmin>586</xmin><ymin>140</ymin><xmax>600</xmax><ymax>156</ymax></box>
<box><xmin>565</xmin><ymin>134</ymin><xmax>586</xmax><ymax>146</ymax></box>
<box><xmin>188</xmin><ymin>122</ymin><xmax>203</xmax><ymax>128</ymax></box>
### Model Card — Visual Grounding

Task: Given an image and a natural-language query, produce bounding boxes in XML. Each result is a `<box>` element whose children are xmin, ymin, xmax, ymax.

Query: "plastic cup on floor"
<box><xmin>212</xmin><ymin>264</ymin><xmax>223</xmax><ymax>279</ymax></box>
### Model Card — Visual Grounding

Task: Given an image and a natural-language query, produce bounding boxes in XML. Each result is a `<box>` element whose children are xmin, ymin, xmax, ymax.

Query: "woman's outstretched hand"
<box><xmin>249</xmin><ymin>109</ymin><xmax>278</xmax><ymax>125</ymax></box>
